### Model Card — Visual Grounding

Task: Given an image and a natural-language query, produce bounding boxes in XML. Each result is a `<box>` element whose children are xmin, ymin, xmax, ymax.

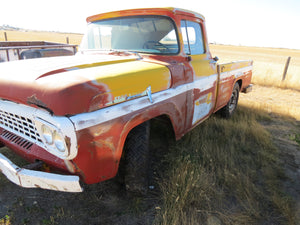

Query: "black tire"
<box><xmin>219</xmin><ymin>82</ymin><xmax>240</xmax><ymax>118</ymax></box>
<box><xmin>123</xmin><ymin>121</ymin><xmax>150</xmax><ymax>195</ymax></box>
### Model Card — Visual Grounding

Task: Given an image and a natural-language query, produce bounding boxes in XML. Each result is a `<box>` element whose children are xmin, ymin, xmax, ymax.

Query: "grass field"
<box><xmin>0</xmin><ymin>30</ymin><xmax>83</xmax><ymax>45</ymax></box>
<box><xmin>210</xmin><ymin>44</ymin><xmax>300</xmax><ymax>91</ymax></box>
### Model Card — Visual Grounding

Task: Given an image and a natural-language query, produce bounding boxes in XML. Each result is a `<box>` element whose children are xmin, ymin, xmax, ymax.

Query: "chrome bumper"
<box><xmin>242</xmin><ymin>84</ymin><xmax>253</xmax><ymax>93</ymax></box>
<box><xmin>0</xmin><ymin>153</ymin><xmax>83</xmax><ymax>192</ymax></box>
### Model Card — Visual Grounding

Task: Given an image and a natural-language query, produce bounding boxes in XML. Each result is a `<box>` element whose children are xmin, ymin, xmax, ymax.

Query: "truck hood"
<box><xmin>0</xmin><ymin>54</ymin><xmax>171</xmax><ymax>115</ymax></box>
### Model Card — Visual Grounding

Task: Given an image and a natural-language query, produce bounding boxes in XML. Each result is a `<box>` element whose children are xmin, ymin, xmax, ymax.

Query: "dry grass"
<box><xmin>0</xmin><ymin>30</ymin><xmax>83</xmax><ymax>45</ymax></box>
<box><xmin>210</xmin><ymin>44</ymin><xmax>300</xmax><ymax>91</ymax></box>
<box><xmin>0</xmin><ymin>215</ymin><xmax>11</xmax><ymax>225</ymax></box>
<box><xmin>155</xmin><ymin>108</ymin><xmax>295</xmax><ymax>225</ymax></box>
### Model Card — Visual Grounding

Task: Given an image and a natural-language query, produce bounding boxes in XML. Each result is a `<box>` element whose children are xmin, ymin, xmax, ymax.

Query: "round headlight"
<box><xmin>42</xmin><ymin>125</ymin><xmax>53</xmax><ymax>144</ymax></box>
<box><xmin>54</xmin><ymin>131</ymin><xmax>66</xmax><ymax>152</ymax></box>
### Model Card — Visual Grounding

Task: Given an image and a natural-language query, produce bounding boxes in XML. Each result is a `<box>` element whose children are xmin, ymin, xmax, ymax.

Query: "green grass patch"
<box><xmin>289</xmin><ymin>133</ymin><xmax>300</xmax><ymax>147</ymax></box>
<box><xmin>0</xmin><ymin>215</ymin><xmax>11</xmax><ymax>225</ymax></box>
<box><xmin>154</xmin><ymin>106</ymin><xmax>294</xmax><ymax>225</ymax></box>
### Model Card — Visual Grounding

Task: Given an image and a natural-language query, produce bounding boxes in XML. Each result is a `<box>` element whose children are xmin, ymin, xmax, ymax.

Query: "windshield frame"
<box><xmin>79</xmin><ymin>15</ymin><xmax>180</xmax><ymax>56</ymax></box>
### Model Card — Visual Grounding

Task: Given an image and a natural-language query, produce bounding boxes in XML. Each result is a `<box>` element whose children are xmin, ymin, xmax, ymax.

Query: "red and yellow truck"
<box><xmin>0</xmin><ymin>8</ymin><xmax>252</xmax><ymax>193</ymax></box>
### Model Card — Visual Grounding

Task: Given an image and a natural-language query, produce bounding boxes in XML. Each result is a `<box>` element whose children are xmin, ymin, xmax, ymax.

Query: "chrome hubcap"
<box><xmin>229</xmin><ymin>90</ymin><xmax>238</xmax><ymax>113</ymax></box>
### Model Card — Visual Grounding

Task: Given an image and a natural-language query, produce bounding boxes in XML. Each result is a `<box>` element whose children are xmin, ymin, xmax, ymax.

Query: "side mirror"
<box><xmin>213</xmin><ymin>56</ymin><xmax>219</xmax><ymax>62</ymax></box>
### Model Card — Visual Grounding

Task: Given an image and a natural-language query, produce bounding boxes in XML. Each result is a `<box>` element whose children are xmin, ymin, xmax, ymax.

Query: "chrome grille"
<box><xmin>0</xmin><ymin>130</ymin><xmax>33</xmax><ymax>150</ymax></box>
<box><xmin>0</xmin><ymin>109</ymin><xmax>42</xmax><ymax>144</ymax></box>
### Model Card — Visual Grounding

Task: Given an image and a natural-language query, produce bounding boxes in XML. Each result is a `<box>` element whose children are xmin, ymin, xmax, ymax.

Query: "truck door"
<box><xmin>180</xmin><ymin>19</ymin><xmax>218</xmax><ymax>127</ymax></box>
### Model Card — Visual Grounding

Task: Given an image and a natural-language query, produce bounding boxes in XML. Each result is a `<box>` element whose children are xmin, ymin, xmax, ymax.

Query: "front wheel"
<box><xmin>123</xmin><ymin>121</ymin><xmax>150</xmax><ymax>195</ymax></box>
<box><xmin>219</xmin><ymin>82</ymin><xmax>240</xmax><ymax>118</ymax></box>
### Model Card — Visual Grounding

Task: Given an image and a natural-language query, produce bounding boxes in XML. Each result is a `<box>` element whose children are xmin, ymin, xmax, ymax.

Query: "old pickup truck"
<box><xmin>0</xmin><ymin>8</ymin><xmax>252</xmax><ymax>194</ymax></box>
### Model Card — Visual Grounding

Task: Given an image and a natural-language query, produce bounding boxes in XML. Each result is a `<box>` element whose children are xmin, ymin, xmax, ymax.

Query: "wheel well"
<box><xmin>122</xmin><ymin>115</ymin><xmax>175</xmax><ymax>156</ymax></box>
<box><xmin>237</xmin><ymin>79</ymin><xmax>242</xmax><ymax>90</ymax></box>
<box><xmin>150</xmin><ymin>115</ymin><xmax>176</xmax><ymax>141</ymax></box>
<box><xmin>118</xmin><ymin>114</ymin><xmax>175</xmax><ymax>183</ymax></box>
<box><xmin>125</xmin><ymin>115</ymin><xmax>176</xmax><ymax>143</ymax></box>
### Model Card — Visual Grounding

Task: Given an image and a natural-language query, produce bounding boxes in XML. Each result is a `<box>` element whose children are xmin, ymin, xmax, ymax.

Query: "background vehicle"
<box><xmin>0</xmin><ymin>41</ymin><xmax>77</xmax><ymax>62</ymax></box>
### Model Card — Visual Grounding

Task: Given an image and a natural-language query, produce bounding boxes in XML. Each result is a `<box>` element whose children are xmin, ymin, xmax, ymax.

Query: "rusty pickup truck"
<box><xmin>0</xmin><ymin>8</ymin><xmax>252</xmax><ymax>194</ymax></box>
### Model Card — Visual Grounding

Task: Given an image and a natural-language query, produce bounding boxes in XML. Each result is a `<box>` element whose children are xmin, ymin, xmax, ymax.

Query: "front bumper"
<box><xmin>0</xmin><ymin>153</ymin><xmax>83</xmax><ymax>192</ymax></box>
<box><xmin>242</xmin><ymin>84</ymin><xmax>253</xmax><ymax>93</ymax></box>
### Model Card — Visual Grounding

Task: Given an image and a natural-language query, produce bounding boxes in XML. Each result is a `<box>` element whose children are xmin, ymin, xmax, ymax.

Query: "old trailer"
<box><xmin>0</xmin><ymin>41</ymin><xmax>77</xmax><ymax>62</ymax></box>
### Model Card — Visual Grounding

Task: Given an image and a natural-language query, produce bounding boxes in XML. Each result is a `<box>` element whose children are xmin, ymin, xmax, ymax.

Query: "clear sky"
<box><xmin>1</xmin><ymin>0</ymin><xmax>299</xmax><ymax>49</ymax></box>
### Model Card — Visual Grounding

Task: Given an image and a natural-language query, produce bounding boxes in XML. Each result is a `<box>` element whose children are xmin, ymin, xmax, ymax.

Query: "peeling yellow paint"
<box><xmin>92</xmin><ymin>61</ymin><xmax>171</xmax><ymax>105</ymax></box>
<box><xmin>219</xmin><ymin>61</ymin><xmax>252</xmax><ymax>73</ymax></box>
<box><xmin>206</xmin><ymin>92</ymin><xmax>212</xmax><ymax>104</ymax></box>
<box><xmin>190</xmin><ymin>54</ymin><xmax>216</xmax><ymax>79</ymax></box>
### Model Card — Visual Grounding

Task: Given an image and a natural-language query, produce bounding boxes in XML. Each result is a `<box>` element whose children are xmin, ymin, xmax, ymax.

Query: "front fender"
<box><xmin>70</xmin><ymin>90</ymin><xmax>187</xmax><ymax>184</ymax></box>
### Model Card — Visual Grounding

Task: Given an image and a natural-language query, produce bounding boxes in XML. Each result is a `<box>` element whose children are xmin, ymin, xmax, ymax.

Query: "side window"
<box><xmin>181</xmin><ymin>20</ymin><xmax>205</xmax><ymax>55</ymax></box>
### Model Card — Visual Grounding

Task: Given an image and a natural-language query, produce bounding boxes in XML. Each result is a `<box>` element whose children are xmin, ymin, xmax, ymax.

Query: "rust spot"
<box><xmin>121</xmin><ymin>104</ymin><xmax>131</xmax><ymax>111</ymax></box>
<box><xmin>27</xmin><ymin>94</ymin><xmax>48</xmax><ymax>108</ymax></box>
<box><xmin>88</xmin><ymin>148</ymin><xmax>94</xmax><ymax>159</ymax></box>
<box><xmin>65</xmin><ymin>136</ymin><xmax>71</xmax><ymax>150</ymax></box>
<box><xmin>48</xmin><ymin>184</ymin><xmax>59</xmax><ymax>190</ymax></box>
<box><xmin>71</xmin><ymin>160</ymin><xmax>85</xmax><ymax>176</ymax></box>
<box><xmin>93</xmin><ymin>139</ymin><xmax>115</xmax><ymax>151</ymax></box>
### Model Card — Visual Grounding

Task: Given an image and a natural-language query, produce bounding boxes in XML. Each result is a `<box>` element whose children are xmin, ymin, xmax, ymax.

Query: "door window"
<box><xmin>181</xmin><ymin>20</ymin><xmax>205</xmax><ymax>55</ymax></box>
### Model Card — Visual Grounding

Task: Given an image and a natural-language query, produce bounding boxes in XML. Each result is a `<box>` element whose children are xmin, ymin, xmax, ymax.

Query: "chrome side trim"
<box><xmin>70</xmin><ymin>74</ymin><xmax>218</xmax><ymax>131</ymax></box>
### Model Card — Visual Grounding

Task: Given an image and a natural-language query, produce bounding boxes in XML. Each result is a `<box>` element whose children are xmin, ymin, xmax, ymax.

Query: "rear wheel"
<box><xmin>123</xmin><ymin>121</ymin><xmax>150</xmax><ymax>195</ymax></box>
<box><xmin>219</xmin><ymin>82</ymin><xmax>240</xmax><ymax>118</ymax></box>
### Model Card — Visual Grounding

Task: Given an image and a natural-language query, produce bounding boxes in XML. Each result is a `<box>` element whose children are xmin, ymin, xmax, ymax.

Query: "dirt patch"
<box><xmin>240</xmin><ymin>85</ymin><xmax>300</xmax><ymax>120</ymax></box>
<box><xmin>260</xmin><ymin>115</ymin><xmax>300</xmax><ymax>224</ymax></box>
<box><xmin>0</xmin><ymin>165</ymin><xmax>159</xmax><ymax>225</ymax></box>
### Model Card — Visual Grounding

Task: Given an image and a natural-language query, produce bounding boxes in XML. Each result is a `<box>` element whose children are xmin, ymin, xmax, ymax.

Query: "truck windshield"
<box><xmin>80</xmin><ymin>16</ymin><xmax>179</xmax><ymax>55</ymax></box>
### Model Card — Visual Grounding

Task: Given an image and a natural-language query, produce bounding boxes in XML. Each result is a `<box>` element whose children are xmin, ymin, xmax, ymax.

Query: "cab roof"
<box><xmin>87</xmin><ymin>7</ymin><xmax>205</xmax><ymax>23</ymax></box>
